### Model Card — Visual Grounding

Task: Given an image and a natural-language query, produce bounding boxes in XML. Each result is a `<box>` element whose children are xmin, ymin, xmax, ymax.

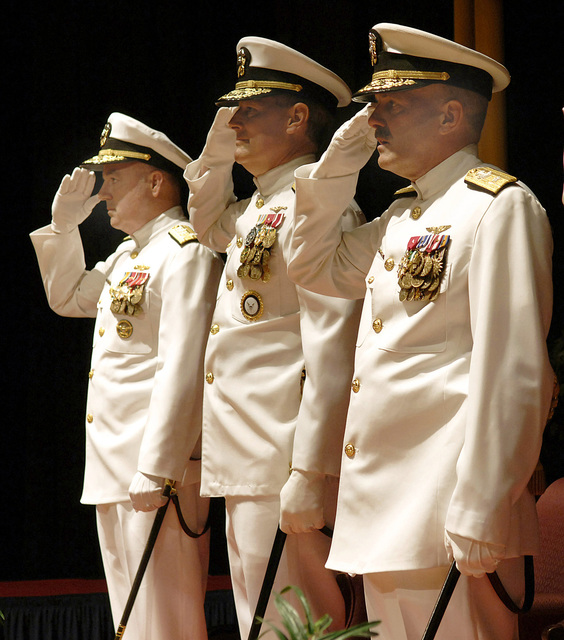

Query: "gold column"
<box><xmin>454</xmin><ymin>0</ymin><xmax>507</xmax><ymax>169</ymax></box>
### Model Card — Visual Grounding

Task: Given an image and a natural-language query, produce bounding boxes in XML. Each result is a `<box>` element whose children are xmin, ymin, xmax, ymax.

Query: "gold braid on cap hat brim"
<box><xmin>218</xmin><ymin>80</ymin><xmax>304</xmax><ymax>103</ymax></box>
<box><xmin>83</xmin><ymin>149</ymin><xmax>152</xmax><ymax>165</ymax></box>
<box><xmin>357</xmin><ymin>70</ymin><xmax>451</xmax><ymax>94</ymax></box>
<box><xmin>236</xmin><ymin>79</ymin><xmax>303</xmax><ymax>92</ymax></box>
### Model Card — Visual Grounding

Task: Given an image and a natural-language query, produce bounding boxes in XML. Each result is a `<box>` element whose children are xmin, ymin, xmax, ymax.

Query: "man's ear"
<box><xmin>286</xmin><ymin>102</ymin><xmax>310</xmax><ymax>134</ymax></box>
<box><xmin>149</xmin><ymin>170</ymin><xmax>165</xmax><ymax>196</ymax></box>
<box><xmin>439</xmin><ymin>99</ymin><xmax>464</xmax><ymax>134</ymax></box>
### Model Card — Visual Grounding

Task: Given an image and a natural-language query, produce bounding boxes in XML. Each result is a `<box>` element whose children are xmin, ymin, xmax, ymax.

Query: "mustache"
<box><xmin>373</xmin><ymin>126</ymin><xmax>391</xmax><ymax>141</ymax></box>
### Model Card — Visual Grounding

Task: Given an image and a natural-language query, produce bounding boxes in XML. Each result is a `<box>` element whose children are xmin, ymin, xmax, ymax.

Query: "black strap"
<box><xmin>170</xmin><ymin>493</ymin><xmax>211</xmax><ymax>539</ymax></box>
<box><xmin>421</xmin><ymin>562</ymin><xmax>461</xmax><ymax>640</ymax></box>
<box><xmin>487</xmin><ymin>555</ymin><xmax>535</xmax><ymax>614</ymax></box>
<box><xmin>248</xmin><ymin>528</ymin><xmax>287</xmax><ymax>640</ymax></box>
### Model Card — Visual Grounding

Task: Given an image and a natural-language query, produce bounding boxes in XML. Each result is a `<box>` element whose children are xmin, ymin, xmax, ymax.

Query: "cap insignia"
<box><xmin>368</xmin><ymin>30</ymin><xmax>382</xmax><ymax>67</ymax></box>
<box><xmin>100</xmin><ymin>122</ymin><xmax>111</xmax><ymax>148</ymax></box>
<box><xmin>237</xmin><ymin>47</ymin><xmax>250</xmax><ymax>78</ymax></box>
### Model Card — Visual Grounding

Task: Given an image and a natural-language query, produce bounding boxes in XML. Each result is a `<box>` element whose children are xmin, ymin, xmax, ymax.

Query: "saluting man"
<box><xmin>287</xmin><ymin>24</ymin><xmax>555</xmax><ymax>640</ymax></box>
<box><xmin>30</xmin><ymin>114</ymin><xmax>223</xmax><ymax>640</ymax></box>
<box><xmin>184</xmin><ymin>38</ymin><xmax>364</xmax><ymax>638</ymax></box>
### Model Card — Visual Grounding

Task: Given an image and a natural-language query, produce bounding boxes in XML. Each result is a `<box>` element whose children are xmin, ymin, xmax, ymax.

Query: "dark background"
<box><xmin>2</xmin><ymin>0</ymin><xmax>562</xmax><ymax>581</ymax></box>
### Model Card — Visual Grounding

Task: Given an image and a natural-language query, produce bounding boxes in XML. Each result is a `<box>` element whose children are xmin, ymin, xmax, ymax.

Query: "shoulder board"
<box><xmin>393</xmin><ymin>185</ymin><xmax>417</xmax><ymax>199</ymax></box>
<box><xmin>168</xmin><ymin>223</ymin><xmax>198</xmax><ymax>246</ymax></box>
<box><xmin>464</xmin><ymin>167</ymin><xmax>518</xmax><ymax>195</ymax></box>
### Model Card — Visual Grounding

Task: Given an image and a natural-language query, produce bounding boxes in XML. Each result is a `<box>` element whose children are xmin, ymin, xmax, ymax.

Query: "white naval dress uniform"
<box><xmin>185</xmin><ymin>155</ymin><xmax>364</xmax><ymax>638</ymax></box>
<box><xmin>30</xmin><ymin>206</ymin><xmax>224</xmax><ymax>640</ymax></box>
<box><xmin>288</xmin><ymin>146</ymin><xmax>554</xmax><ymax>640</ymax></box>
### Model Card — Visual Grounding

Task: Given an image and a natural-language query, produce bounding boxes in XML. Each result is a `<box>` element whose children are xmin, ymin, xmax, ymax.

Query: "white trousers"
<box><xmin>363</xmin><ymin>557</ymin><xmax>524</xmax><ymax>640</ymax></box>
<box><xmin>96</xmin><ymin>483</ymin><xmax>210</xmax><ymax>640</ymax></box>
<box><xmin>225</xmin><ymin>478</ymin><xmax>345</xmax><ymax>640</ymax></box>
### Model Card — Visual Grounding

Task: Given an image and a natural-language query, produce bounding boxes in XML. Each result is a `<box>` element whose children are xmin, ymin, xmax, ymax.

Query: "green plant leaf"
<box><xmin>258</xmin><ymin>619</ymin><xmax>291</xmax><ymax>640</ymax></box>
<box><xmin>261</xmin><ymin>585</ymin><xmax>380</xmax><ymax>640</ymax></box>
<box><xmin>280</xmin><ymin>585</ymin><xmax>316</xmax><ymax>634</ymax></box>
<box><xmin>320</xmin><ymin>620</ymin><xmax>380</xmax><ymax>640</ymax></box>
<box><xmin>272</xmin><ymin>593</ymin><xmax>309</xmax><ymax>640</ymax></box>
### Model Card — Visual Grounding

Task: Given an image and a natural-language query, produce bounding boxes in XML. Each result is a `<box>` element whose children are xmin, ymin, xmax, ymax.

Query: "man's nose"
<box><xmin>228</xmin><ymin>108</ymin><xmax>243</xmax><ymax>129</ymax></box>
<box><xmin>368</xmin><ymin>106</ymin><xmax>385</xmax><ymax>128</ymax></box>
<box><xmin>98</xmin><ymin>184</ymin><xmax>111</xmax><ymax>200</ymax></box>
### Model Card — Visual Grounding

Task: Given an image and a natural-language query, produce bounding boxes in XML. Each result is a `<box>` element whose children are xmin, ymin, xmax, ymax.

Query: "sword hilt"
<box><xmin>163</xmin><ymin>478</ymin><xmax>176</xmax><ymax>498</ymax></box>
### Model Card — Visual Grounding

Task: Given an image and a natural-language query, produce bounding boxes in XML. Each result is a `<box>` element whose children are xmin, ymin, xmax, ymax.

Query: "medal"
<box><xmin>397</xmin><ymin>234</ymin><xmax>450</xmax><ymax>302</ymax></box>
<box><xmin>237</xmin><ymin>209</ymin><xmax>285</xmax><ymax>283</ymax></box>
<box><xmin>109</xmin><ymin>271</ymin><xmax>149</xmax><ymax>316</ymax></box>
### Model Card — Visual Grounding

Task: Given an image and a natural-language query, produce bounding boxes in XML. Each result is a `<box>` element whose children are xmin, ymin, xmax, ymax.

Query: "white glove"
<box><xmin>198</xmin><ymin>107</ymin><xmax>238</xmax><ymax>170</ymax></box>
<box><xmin>51</xmin><ymin>167</ymin><xmax>100</xmax><ymax>233</ymax></box>
<box><xmin>445</xmin><ymin>530</ymin><xmax>506</xmax><ymax>578</ymax></box>
<box><xmin>311</xmin><ymin>105</ymin><xmax>377</xmax><ymax>179</ymax></box>
<box><xmin>279</xmin><ymin>470</ymin><xmax>326</xmax><ymax>534</ymax></box>
<box><xmin>128</xmin><ymin>472</ymin><xmax>168</xmax><ymax>512</ymax></box>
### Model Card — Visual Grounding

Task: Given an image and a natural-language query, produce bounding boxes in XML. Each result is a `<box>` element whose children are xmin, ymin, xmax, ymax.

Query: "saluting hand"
<box><xmin>194</xmin><ymin>106</ymin><xmax>238</xmax><ymax>173</ymax></box>
<box><xmin>51</xmin><ymin>167</ymin><xmax>100</xmax><ymax>233</ymax></box>
<box><xmin>311</xmin><ymin>104</ymin><xmax>378</xmax><ymax>179</ymax></box>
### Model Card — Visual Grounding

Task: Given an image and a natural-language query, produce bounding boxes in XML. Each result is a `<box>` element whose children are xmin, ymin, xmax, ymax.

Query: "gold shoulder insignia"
<box><xmin>393</xmin><ymin>185</ymin><xmax>417</xmax><ymax>198</ymax></box>
<box><xmin>169</xmin><ymin>223</ymin><xmax>198</xmax><ymax>246</ymax></box>
<box><xmin>465</xmin><ymin>167</ymin><xmax>518</xmax><ymax>194</ymax></box>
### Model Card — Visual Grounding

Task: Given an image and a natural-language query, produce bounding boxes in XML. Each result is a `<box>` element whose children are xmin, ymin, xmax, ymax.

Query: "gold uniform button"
<box><xmin>352</xmin><ymin>378</ymin><xmax>360</xmax><ymax>393</ymax></box>
<box><xmin>87</xmin><ymin>413</ymin><xmax>94</xmax><ymax>423</ymax></box>
<box><xmin>226</xmin><ymin>279</ymin><xmax>234</xmax><ymax>291</ymax></box>
<box><xmin>98</xmin><ymin>327</ymin><xmax>105</xmax><ymax>337</ymax></box>
<box><xmin>411</xmin><ymin>206</ymin><xmax>422</xmax><ymax>220</ymax></box>
<box><xmin>367</xmin><ymin>276</ymin><xmax>374</xmax><ymax>284</ymax></box>
<box><xmin>206</xmin><ymin>372</ymin><xmax>214</xmax><ymax>384</ymax></box>
<box><xmin>236</xmin><ymin>237</ymin><xmax>243</xmax><ymax>248</ymax></box>
<box><xmin>344</xmin><ymin>443</ymin><xmax>356</xmax><ymax>458</ymax></box>
<box><xmin>385</xmin><ymin>258</ymin><xmax>395</xmax><ymax>271</ymax></box>
<box><xmin>130</xmin><ymin>251</ymin><xmax>139</xmax><ymax>259</ymax></box>
<box><xmin>373</xmin><ymin>318</ymin><xmax>383</xmax><ymax>333</ymax></box>
<box><xmin>88</xmin><ymin>370</ymin><xmax>94</xmax><ymax>379</ymax></box>
<box><xmin>210</xmin><ymin>324</ymin><xmax>220</xmax><ymax>335</ymax></box>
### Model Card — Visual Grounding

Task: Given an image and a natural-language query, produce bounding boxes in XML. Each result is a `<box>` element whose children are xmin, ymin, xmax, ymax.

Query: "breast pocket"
<box><xmin>95</xmin><ymin>292</ymin><xmax>154</xmax><ymax>355</ymax></box>
<box><xmin>229</xmin><ymin>248</ymin><xmax>283</xmax><ymax>324</ymax></box>
<box><xmin>378</xmin><ymin>263</ymin><xmax>451</xmax><ymax>354</ymax></box>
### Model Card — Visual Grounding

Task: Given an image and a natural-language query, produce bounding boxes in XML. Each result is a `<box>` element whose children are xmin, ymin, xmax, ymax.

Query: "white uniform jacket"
<box><xmin>30</xmin><ymin>207</ymin><xmax>224</xmax><ymax>504</ymax></box>
<box><xmin>288</xmin><ymin>146</ymin><xmax>554</xmax><ymax>574</ymax></box>
<box><xmin>185</xmin><ymin>155</ymin><xmax>364</xmax><ymax>497</ymax></box>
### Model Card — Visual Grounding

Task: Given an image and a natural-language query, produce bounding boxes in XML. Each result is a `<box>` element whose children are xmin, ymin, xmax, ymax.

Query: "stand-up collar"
<box><xmin>412</xmin><ymin>145</ymin><xmax>480</xmax><ymax>201</ymax></box>
<box><xmin>254</xmin><ymin>155</ymin><xmax>316</xmax><ymax>197</ymax></box>
<box><xmin>129</xmin><ymin>206</ymin><xmax>186</xmax><ymax>249</ymax></box>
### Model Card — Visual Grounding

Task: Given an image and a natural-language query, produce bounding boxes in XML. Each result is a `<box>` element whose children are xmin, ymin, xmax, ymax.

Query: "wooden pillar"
<box><xmin>454</xmin><ymin>0</ymin><xmax>507</xmax><ymax>169</ymax></box>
